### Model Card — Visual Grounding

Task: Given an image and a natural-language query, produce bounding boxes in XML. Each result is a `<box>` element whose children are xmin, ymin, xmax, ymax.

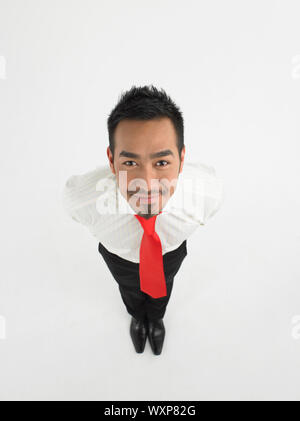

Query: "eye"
<box><xmin>123</xmin><ymin>161</ymin><xmax>137</xmax><ymax>167</ymax></box>
<box><xmin>156</xmin><ymin>160</ymin><xmax>169</xmax><ymax>167</ymax></box>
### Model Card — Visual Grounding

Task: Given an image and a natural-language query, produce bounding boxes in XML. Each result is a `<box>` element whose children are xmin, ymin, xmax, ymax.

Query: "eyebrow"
<box><xmin>119</xmin><ymin>149</ymin><xmax>175</xmax><ymax>159</ymax></box>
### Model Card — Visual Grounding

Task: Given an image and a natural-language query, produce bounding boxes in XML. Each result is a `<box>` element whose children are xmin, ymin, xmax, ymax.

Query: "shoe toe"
<box><xmin>148</xmin><ymin>319</ymin><xmax>165</xmax><ymax>355</ymax></box>
<box><xmin>130</xmin><ymin>318</ymin><xmax>148</xmax><ymax>353</ymax></box>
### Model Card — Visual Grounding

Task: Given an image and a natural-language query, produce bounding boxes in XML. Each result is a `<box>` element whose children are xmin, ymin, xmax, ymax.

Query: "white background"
<box><xmin>0</xmin><ymin>0</ymin><xmax>300</xmax><ymax>401</ymax></box>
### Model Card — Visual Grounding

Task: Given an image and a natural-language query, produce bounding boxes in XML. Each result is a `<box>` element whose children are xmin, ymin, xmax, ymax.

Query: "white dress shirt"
<box><xmin>61</xmin><ymin>161</ymin><xmax>224</xmax><ymax>263</ymax></box>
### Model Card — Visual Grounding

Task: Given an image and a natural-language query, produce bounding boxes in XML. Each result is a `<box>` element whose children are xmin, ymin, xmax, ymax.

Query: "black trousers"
<box><xmin>98</xmin><ymin>240</ymin><xmax>187</xmax><ymax>322</ymax></box>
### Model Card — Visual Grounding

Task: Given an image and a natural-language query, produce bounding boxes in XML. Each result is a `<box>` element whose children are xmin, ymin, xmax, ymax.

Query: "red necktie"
<box><xmin>134</xmin><ymin>211</ymin><xmax>167</xmax><ymax>298</ymax></box>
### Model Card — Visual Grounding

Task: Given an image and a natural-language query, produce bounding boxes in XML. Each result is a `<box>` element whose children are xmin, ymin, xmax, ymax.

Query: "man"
<box><xmin>61</xmin><ymin>85</ymin><xmax>224</xmax><ymax>355</ymax></box>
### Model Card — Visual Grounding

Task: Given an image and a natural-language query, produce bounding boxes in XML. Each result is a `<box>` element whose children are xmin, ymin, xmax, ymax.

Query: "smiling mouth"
<box><xmin>129</xmin><ymin>191</ymin><xmax>161</xmax><ymax>197</ymax></box>
<box><xmin>132</xmin><ymin>192</ymin><xmax>161</xmax><ymax>204</ymax></box>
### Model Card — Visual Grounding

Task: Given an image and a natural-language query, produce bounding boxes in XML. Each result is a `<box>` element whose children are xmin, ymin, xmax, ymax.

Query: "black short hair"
<box><xmin>107</xmin><ymin>84</ymin><xmax>184</xmax><ymax>159</ymax></box>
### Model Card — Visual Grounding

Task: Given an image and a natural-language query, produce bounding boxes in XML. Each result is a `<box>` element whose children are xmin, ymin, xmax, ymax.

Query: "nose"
<box><xmin>138</xmin><ymin>167</ymin><xmax>160</xmax><ymax>194</ymax></box>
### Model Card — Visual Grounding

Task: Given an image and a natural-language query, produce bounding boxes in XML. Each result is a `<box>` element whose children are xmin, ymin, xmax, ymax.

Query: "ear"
<box><xmin>179</xmin><ymin>145</ymin><xmax>185</xmax><ymax>173</ymax></box>
<box><xmin>107</xmin><ymin>146</ymin><xmax>116</xmax><ymax>175</ymax></box>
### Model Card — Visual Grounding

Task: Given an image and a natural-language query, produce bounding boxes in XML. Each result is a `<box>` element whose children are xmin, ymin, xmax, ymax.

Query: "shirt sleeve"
<box><xmin>178</xmin><ymin>162</ymin><xmax>224</xmax><ymax>226</ymax></box>
<box><xmin>61</xmin><ymin>174</ymin><xmax>94</xmax><ymax>227</ymax></box>
<box><xmin>200</xmin><ymin>166</ymin><xmax>224</xmax><ymax>225</ymax></box>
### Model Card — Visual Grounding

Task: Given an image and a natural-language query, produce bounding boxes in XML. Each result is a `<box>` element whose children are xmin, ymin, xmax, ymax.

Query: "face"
<box><xmin>107</xmin><ymin>117</ymin><xmax>185</xmax><ymax>218</ymax></box>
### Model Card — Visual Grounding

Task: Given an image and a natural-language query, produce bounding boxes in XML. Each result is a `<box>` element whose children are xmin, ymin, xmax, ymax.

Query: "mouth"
<box><xmin>136</xmin><ymin>193</ymin><xmax>161</xmax><ymax>204</ymax></box>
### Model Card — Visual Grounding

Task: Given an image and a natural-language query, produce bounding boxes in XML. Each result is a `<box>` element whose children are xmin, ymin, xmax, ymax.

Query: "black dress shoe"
<box><xmin>147</xmin><ymin>318</ymin><xmax>165</xmax><ymax>355</ymax></box>
<box><xmin>130</xmin><ymin>317</ymin><xmax>148</xmax><ymax>353</ymax></box>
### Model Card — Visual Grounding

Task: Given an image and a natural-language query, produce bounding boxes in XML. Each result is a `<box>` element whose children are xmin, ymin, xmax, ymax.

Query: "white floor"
<box><xmin>1</xmin><ymin>208</ymin><xmax>299</xmax><ymax>401</ymax></box>
<box><xmin>1</xmin><ymin>0</ymin><xmax>300</xmax><ymax>401</ymax></box>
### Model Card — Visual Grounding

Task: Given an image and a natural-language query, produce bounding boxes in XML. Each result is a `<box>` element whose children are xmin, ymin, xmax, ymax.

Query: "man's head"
<box><xmin>106</xmin><ymin>85</ymin><xmax>185</xmax><ymax>217</ymax></box>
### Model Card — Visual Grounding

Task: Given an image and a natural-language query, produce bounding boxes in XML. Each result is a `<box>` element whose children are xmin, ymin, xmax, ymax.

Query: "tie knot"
<box><xmin>134</xmin><ymin>211</ymin><xmax>162</xmax><ymax>236</ymax></box>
